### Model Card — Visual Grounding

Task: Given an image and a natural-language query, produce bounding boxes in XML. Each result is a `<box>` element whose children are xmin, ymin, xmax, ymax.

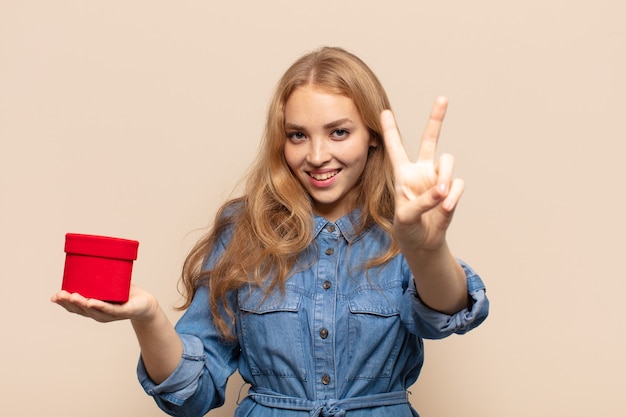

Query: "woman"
<box><xmin>53</xmin><ymin>46</ymin><xmax>489</xmax><ymax>416</ymax></box>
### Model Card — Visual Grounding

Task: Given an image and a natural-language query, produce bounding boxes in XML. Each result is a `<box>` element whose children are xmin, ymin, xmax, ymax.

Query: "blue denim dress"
<box><xmin>138</xmin><ymin>211</ymin><xmax>489</xmax><ymax>416</ymax></box>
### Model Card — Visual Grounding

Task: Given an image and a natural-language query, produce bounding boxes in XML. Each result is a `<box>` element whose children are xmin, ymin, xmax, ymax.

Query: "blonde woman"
<box><xmin>53</xmin><ymin>46</ymin><xmax>489</xmax><ymax>417</ymax></box>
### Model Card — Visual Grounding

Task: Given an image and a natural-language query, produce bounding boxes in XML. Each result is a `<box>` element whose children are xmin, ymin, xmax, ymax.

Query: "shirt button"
<box><xmin>322</xmin><ymin>280</ymin><xmax>331</xmax><ymax>290</ymax></box>
<box><xmin>325</xmin><ymin>247</ymin><xmax>334</xmax><ymax>255</ymax></box>
<box><xmin>326</xmin><ymin>225</ymin><xmax>336</xmax><ymax>233</ymax></box>
<box><xmin>319</xmin><ymin>328</ymin><xmax>329</xmax><ymax>339</ymax></box>
<box><xmin>321</xmin><ymin>374</ymin><xmax>331</xmax><ymax>385</ymax></box>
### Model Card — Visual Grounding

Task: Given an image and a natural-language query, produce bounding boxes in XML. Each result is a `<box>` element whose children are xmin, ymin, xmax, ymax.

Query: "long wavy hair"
<box><xmin>179</xmin><ymin>46</ymin><xmax>399</xmax><ymax>339</ymax></box>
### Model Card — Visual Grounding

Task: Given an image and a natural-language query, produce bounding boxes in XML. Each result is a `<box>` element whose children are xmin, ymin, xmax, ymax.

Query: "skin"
<box><xmin>284</xmin><ymin>88</ymin><xmax>467</xmax><ymax>313</ymax></box>
<box><xmin>284</xmin><ymin>86</ymin><xmax>377</xmax><ymax>222</ymax></box>
<box><xmin>51</xmin><ymin>286</ymin><xmax>182</xmax><ymax>384</ymax></box>
<box><xmin>380</xmin><ymin>97</ymin><xmax>468</xmax><ymax>313</ymax></box>
<box><xmin>51</xmin><ymin>94</ymin><xmax>468</xmax><ymax>385</ymax></box>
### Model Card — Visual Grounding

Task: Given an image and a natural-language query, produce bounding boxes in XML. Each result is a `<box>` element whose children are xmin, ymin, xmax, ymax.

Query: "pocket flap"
<box><xmin>348</xmin><ymin>287</ymin><xmax>400</xmax><ymax>317</ymax></box>
<box><xmin>239</xmin><ymin>287</ymin><xmax>302</xmax><ymax>314</ymax></box>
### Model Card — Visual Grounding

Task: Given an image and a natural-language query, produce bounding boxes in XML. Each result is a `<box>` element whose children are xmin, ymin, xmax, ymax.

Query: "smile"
<box><xmin>308</xmin><ymin>170</ymin><xmax>340</xmax><ymax>181</ymax></box>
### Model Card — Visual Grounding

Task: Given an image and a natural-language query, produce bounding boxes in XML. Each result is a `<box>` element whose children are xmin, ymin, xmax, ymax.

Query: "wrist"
<box><xmin>397</xmin><ymin>233</ymin><xmax>448</xmax><ymax>260</ymax></box>
<box><xmin>131</xmin><ymin>293</ymin><xmax>161</xmax><ymax>324</ymax></box>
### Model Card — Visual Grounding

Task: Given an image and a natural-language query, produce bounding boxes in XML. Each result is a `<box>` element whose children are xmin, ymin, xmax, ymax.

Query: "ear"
<box><xmin>368</xmin><ymin>130</ymin><xmax>379</xmax><ymax>148</ymax></box>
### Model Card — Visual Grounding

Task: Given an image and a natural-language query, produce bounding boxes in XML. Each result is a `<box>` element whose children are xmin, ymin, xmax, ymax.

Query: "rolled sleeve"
<box><xmin>137</xmin><ymin>334</ymin><xmax>206</xmax><ymax>406</ymax></box>
<box><xmin>136</xmin><ymin>284</ymin><xmax>240</xmax><ymax>416</ymax></box>
<box><xmin>404</xmin><ymin>260</ymin><xmax>489</xmax><ymax>339</ymax></box>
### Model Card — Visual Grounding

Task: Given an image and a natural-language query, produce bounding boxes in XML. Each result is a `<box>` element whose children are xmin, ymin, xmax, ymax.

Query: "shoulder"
<box><xmin>219</xmin><ymin>197</ymin><xmax>246</xmax><ymax>219</ymax></box>
<box><xmin>213</xmin><ymin>197</ymin><xmax>246</xmax><ymax>242</ymax></box>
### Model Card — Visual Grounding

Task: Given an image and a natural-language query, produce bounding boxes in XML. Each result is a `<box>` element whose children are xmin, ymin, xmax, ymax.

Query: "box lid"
<box><xmin>64</xmin><ymin>233</ymin><xmax>139</xmax><ymax>260</ymax></box>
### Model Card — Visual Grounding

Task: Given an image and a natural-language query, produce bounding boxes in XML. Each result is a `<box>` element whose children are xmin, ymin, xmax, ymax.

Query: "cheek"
<box><xmin>283</xmin><ymin>144</ymin><xmax>302</xmax><ymax>172</ymax></box>
<box><xmin>340</xmin><ymin>142</ymin><xmax>371</xmax><ymax>166</ymax></box>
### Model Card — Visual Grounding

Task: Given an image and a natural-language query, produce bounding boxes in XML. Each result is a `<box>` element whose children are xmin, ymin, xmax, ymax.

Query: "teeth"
<box><xmin>310</xmin><ymin>171</ymin><xmax>338</xmax><ymax>181</ymax></box>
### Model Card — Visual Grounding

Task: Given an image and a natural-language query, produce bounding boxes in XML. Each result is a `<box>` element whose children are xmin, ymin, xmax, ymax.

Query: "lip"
<box><xmin>307</xmin><ymin>169</ymin><xmax>340</xmax><ymax>188</ymax></box>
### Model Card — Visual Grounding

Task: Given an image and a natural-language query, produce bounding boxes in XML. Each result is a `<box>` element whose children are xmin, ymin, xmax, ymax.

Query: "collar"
<box><xmin>313</xmin><ymin>209</ymin><xmax>365</xmax><ymax>244</ymax></box>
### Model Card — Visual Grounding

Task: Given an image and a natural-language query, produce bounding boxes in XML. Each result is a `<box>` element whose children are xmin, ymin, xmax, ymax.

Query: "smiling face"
<box><xmin>284</xmin><ymin>86</ymin><xmax>376</xmax><ymax>221</ymax></box>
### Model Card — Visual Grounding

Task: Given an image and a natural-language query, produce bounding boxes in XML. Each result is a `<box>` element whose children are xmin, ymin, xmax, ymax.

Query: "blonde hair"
<box><xmin>179</xmin><ymin>46</ymin><xmax>398</xmax><ymax>338</ymax></box>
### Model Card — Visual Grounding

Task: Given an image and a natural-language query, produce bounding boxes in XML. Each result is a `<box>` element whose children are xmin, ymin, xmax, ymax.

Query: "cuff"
<box><xmin>408</xmin><ymin>260</ymin><xmax>489</xmax><ymax>338</ymax></box>
<box><xmin>137</xmin><ymin>333</ymin><xmax>206</xmax><ymax>406</ymax></box>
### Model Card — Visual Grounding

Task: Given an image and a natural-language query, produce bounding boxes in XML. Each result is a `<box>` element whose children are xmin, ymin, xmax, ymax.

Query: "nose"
<box><xmin>306</xmin><ymin>137</ymin><xmax>331</xmax><ymax>166</ymax></box>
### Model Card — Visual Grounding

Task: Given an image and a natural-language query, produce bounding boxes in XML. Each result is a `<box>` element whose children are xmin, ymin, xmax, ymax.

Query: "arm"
<box><xmin>53</xmin><ymin>284</ymin><xmax>238</xmax><ymax>416</ymax></box>
<box><xmin>52</xmin><ymin>285</ymin><xmax>183</xmax><ymax>383</ymax></box>
<box><xmin>381</xmin><ymin>97</ymin><xmax>468</xmax><ymax>314</ymax></box>
<box><xmin>402</xmin><ymin>242</ymin><xmax>467</xmax><ymax>314</ymax></box>
<box><xmin>130</xmin><ymin>297</ymin><xmax>183</xmax><ymax>384</ymax></box>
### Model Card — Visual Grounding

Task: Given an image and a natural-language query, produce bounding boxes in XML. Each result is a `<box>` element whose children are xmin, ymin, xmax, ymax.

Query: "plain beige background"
<box><xmin>1</xmin><ymin>1</ymin><xmax>625</xmax><ymax>416</ymax></box>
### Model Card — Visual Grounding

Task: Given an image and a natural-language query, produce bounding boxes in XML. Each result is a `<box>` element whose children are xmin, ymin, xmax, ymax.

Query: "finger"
<box><xmin>53</xmin><ymin>291</ymin><xmax>114</xmax><ymax>318</ymax></box>
<box><xmin>60</xmin><ymin>299</ymin><xmax>123</xmax><ymax>322</ymax></box>
<box><xmin>84</xmin><ymin>306</ymin><xmax>124</xmax><ymax>323</ymax></box>
<box><xmin>54</xmin><ymin>297</ymin><xmax>91</xmax><ymax>317</ymax></box>
<box><xmin>437</xmin><ymin>153</ymin><xmax>455</xmax><ymax>191</ymax></box>
<box><xmin>52</xmin><ymin>290</ymin><xmax>83</xmax><ymax>309</ymax></box>
<box><xmin>62</xmin><ymin>292</ymin><xmax>97</xmax><ymax>316</ymax></box>
<box><xmin>417</xmin><ymin>96</ymin><xmax>448</xmax><ymax>163</ymax></box>
<box><xmin>50</xmin><ymin>290</ymin><xmax>70</xmax><ymax>303</ymax></box>
<box><xmin>380</xmin><ymin>109</ymin><xmax>410</xmax><ymax>170</ymax></box>
<box><xmin>443</xmin><ymin>178</ymin><xmax>464</xmax><ymax>212</ymax></box>
<box><xmin>86</xmin><ymin>298</ymin><xmax>126</xmax><ymax>317</ymax></box>
<box><xmin>395</xmin><ymin>183</ymin><xmax>446</xmax><ymax>224</ymax></box>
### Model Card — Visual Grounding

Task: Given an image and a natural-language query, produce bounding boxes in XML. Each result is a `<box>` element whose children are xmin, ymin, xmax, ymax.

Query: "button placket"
<box><xmin>313</xmin><ymin>223</ymin><xmax>339</xmax><ymax>395</ymax></box>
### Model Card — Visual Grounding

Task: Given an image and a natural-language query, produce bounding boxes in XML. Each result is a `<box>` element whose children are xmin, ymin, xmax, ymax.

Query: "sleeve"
<box><xmin>401</xmin><ymin>259</ymin><xmax>489</xmax><ymax>339</ymax></box>
<box><xmin>137</xmin><ymin>233</ymin><xmax>240</xmax><ymax>417</ymax></box>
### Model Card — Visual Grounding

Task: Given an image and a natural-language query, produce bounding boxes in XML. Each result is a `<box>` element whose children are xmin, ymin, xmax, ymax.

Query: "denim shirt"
<box><xmin>138</xmin><ymin>211</ymin><xmax>489</xmax><ymax>417</ymax></box>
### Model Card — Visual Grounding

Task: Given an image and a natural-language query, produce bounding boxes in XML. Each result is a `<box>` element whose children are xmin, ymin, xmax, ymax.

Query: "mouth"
<box><xmin>308</xmin><ymin>170</ymin><xmax>340</xmax><ymax>181</ymax></box>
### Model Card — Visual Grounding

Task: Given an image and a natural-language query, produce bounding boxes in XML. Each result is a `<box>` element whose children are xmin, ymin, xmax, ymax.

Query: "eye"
<box><xmin>331</xmin><ymin>129</ymin><xmax>349</xmax><ymax>140</ymax></box>
<box><xmin>287</xmin><ymin>131</ymin><xmax>307</xmax><ymax>142</ymax></box>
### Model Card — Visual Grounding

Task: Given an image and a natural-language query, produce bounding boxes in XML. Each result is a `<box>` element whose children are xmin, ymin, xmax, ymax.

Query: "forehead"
<box><xmin>284</xmin><ymin>86</ymin><xmax>360</xmax><ymax>125</ymax></box>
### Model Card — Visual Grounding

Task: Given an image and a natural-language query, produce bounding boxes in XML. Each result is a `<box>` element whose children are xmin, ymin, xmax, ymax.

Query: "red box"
<box><xmin>62</xmin><ymin>233</ymin><xmax>139</xmax><ymax>303</ymax></box>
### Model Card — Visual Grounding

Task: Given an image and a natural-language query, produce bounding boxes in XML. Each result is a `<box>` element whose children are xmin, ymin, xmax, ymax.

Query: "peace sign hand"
<box><xmin>381</xmin><ymin>97</ymin><xmax>464</xmax><ymax>253</ymax></box>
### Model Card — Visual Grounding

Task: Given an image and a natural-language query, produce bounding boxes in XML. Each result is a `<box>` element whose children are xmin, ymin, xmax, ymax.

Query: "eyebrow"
<box><xmin>285</xmin><ymin>118</ymin><xmax>354</xmax><ymax>131</ymax></box>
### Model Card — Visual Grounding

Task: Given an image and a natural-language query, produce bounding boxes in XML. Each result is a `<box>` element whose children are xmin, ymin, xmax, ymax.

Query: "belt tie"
<box><xmin>246</xmin><ymin>387</ymin><xmax>410</xmax><ymax>416</ymax></box>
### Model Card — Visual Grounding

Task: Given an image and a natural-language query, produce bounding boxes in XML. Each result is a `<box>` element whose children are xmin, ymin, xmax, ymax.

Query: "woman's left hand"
<box><xmin>381</xmin><ymin>97</ymin><xmax>463</xmax><ymax>252</ymax></box>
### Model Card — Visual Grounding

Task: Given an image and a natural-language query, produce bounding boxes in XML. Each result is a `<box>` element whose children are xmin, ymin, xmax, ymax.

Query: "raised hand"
<box><xmin>381</xmin><ymin>97</ymin><xmax>464</xmax><ymax>253</ymax></box>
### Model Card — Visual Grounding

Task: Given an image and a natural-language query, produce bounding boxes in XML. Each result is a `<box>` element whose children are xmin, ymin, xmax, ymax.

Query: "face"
<box><xmin>284</xmin><ymin>86</ymin><xmax>376</xmax><ymax>221</ymax></box>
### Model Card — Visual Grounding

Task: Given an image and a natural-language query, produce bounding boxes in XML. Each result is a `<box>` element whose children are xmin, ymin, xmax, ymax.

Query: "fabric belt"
<box><xmin>246</xmin><ymin>387</ymin><xmax>410</xmax><ymax>417</ymax></box>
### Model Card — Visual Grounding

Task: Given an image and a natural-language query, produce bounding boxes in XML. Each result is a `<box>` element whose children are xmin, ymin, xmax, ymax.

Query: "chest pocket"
<box><xmin>345</xmin><ymin>284</ymin><xmax>404</xmax><ymax>381</ymax></box>
<box><xmin>238</xmin><ymin>286</ymin><xmax>307</xmax><ymax>381</ymax></box>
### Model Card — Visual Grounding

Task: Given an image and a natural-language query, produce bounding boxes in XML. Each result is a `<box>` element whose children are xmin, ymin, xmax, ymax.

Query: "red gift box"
<box><xmin>62</xmin><ymin>233</ymin><xmax>139</xmax><ymax>303</ymax></box>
